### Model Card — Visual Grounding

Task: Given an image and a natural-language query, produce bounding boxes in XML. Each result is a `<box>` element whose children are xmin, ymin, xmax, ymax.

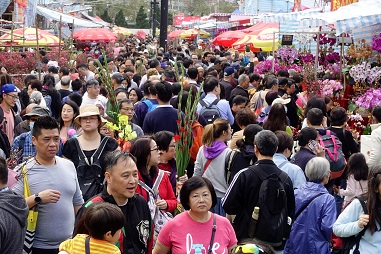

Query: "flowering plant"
<box><xmin>314</xmin><ymin>33</ymin><xmax>336</xmax><ymax>46</ymax></box>
<box><xmin>349</xmin><ymin>62</ymin><xmax>381</xmax><ymax>84</ymax></box>
<box><xmin>106</xmin><ymin>114</ymin><xmax>137</xmax><ymax>151</ymax></box>
<box><xmin>347</xmin><ymin>39</ymin><xmax>373</xmax><ymax>64</ymax></box>
<box><xmin>355</xmin><ymin>88</ymin><xmax>381</xmax><ymax>109</ymax></box>
<box><xmin>320</xmin><ymin>79</ymin><xmax>343</xmax><ymax>97</ymax></box>
<box><xmin>345</xmin><ymin>113</ymin><xmax>364</xmax><ymax>141</ymax></box>
<box><xmin>276</xmin><ymin>47</ymin><xmax>299</xmax><ymax>64</ymax></box>
<box><xmin>372</xmin><ymin>33</ymin><xmax>381</xmax><ymax>53</ymax></box>
<box><xmin>174</xmin><ymin>66</ymin><xmax>203</xmax><ymax>178</ymax></box>
<box><xmin>299</xmin><ymin>53</ymin><xmax>314</xmax><ymax>64</ymax></box>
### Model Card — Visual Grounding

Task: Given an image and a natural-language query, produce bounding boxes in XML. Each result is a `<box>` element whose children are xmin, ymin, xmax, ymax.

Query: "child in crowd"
<box><xmin>59</xmin><ymin>203</ymin><xmax>125</xmax><ymax>254</ymax></box>
<box><xmin>333</xmin><ymin>153</ymin><xmax>369</xmax><ymax>207</ymax></box>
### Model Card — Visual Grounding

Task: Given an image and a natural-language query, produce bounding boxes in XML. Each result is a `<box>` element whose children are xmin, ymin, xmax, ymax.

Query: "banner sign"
<box><xmin>331</xmin><ymin>0</ymin><xmax>358</xmax><ymax>11</ymax></box>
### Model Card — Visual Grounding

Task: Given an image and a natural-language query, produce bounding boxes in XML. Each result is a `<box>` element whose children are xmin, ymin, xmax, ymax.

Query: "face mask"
<box><xmin>29</xmin><ymin>121</ymin><xmax>34</xmax><ymax>130</ymax></box>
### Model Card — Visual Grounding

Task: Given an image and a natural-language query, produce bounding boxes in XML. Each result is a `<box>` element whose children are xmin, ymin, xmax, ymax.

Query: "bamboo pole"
<box><xmin>35</xmin><ymin>17</ymin><xmax>41</xmax><ymax>80</ymax></box>
<box><xmin>58</xmin><ymin>15</ymin><xmax>62</xmax><ymax>59</ymax></box>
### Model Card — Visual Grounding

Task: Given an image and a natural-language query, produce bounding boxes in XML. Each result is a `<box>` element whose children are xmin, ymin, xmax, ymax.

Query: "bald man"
<box><xmin>14</xmin><ymin>103</ymin><xmax>37</xmax><ymax>138</ymax></box>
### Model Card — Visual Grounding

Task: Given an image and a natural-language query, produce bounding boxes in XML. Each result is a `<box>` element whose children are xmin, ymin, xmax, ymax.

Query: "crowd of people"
<box><xmin>1</xmin><ymin>36</ymin><xmax>381</xmax><ymax>254</ymax></box>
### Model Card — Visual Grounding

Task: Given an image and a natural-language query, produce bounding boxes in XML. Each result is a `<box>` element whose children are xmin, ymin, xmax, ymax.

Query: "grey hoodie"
<box><xmin>0</xmin><ymin>190</ymin><xmax>29</xmax><ymax>254</ymax></box>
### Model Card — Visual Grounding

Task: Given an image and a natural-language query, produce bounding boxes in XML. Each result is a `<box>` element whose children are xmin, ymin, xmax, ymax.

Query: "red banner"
<box><xmin>331</xmin><ymin>0</ymin><xmax>358</xmax><ymax>11</ymax></box>
<box><xmin>173</xmin><ymin>14</ymin><xmax>201</xmax><ymax>26</ymax></box>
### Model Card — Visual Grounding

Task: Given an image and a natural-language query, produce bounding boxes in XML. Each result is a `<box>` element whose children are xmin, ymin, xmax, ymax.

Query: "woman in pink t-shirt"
<box><xmin>153</xmin><ymin>176</ymin><xmax>237</xmax><ymax>254</ymax></box>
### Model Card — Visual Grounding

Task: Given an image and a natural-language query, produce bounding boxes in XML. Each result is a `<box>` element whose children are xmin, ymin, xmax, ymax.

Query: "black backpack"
<box><xmin>251</xmin><ymin>164</ymin><xmax>289</xmax><ymax>245</ymax></box>
<box><xmin>73</xmin><ymin>137</ymin><xmax>109</xmax><ymax>201</ymax></box>
<box><xmin>199</xmin><ymin>99</ymin><xmax>221</xmax><ymax>124</ymax></box>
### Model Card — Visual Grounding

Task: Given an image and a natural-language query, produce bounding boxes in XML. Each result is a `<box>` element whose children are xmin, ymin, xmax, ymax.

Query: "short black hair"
<box><xmin>71</xmin><ymin>79</ymin><xmax>82</xmax><ymax>91</ymax></box>
<box><xmin>172</xmin><ymin>82</ymin><xmax>182</xmax><ymax>96</ymax></box>
<box><xmin>235</xmin><ymin>108</ymin><xmax>257</xmax><ymax>127</ymax></box>
<box><xmin>298</xmin><ymin>127</ymin><xmax>318</xmax><ymax>147</ymax></box>
<box><xmin>29</xmin><ymin>79</ymin><xmax>42</xmax><ymax>92</ymax></box>
<box><xmin>155</xmin><ymin>81</ymin><xmax>173</xmax><ymax>102</ymax></box>
<box><xmin>183</xmin><ymin>59</ymin><xmax>193</xmax><ymax>69</ymax></box>
<box><xmin>31</xmin><ymin>116</ymin><xmax>59</xmax><ymax>138</ymax></box>
<box><xmin>77</xmin><ymin>63</ymin><xmax>89</xmax><ymax>69</ymax></box>
<box><xmin>180</xmin><ymin>176</ymin><xmax>217</xmax><ymax>210</ymax></box>
<box><xmin>59</xmin><ymin>67</ymin><xmax>70</xmax><ymax>76</ymax></box>
<box><xmin>149</xmin><ymin>59</ymin><xmax>160</xmax><ymax>68</ymax></box>
<box><xmin>48</xmin><ymin>66</ymin><xmax>58</xmax><ymax>74</ymax></box>
<box><xmin>84</xmin><ymin>203</ymin><xmax>125</xmax><ymax>240</ymax></box>
<box><xmin>265</xmin><ymin>91</ymin><xmax>279</xmax><ymax>105</ymax></box>
<box><xmin>307</xmin><ymin>108</ymin><xmax>324</xmax><ymax>126</ymax></box>
<box><xmin>249</xmin><ymin>73</ymin><xmax>261</xmax><ymax>82</ymax></box>
<box><xmin>277</xmin><ymin>69</ymin><xmax>289</xmax><ymax>78</ymax></box>
<box><xmin>68</xmin><ymin>93</ymin><xmax>82</xmax><ymax>108</ymax></box>
<box><xmin>153</xmin><ymin>131</ymin><xmax>174</xmax><ymax>152</ymax></box>
<box><xmin>231</xmin><ymin>95</ymin><xmax>249</xmax><ymax>107</ymax></box>
<box><xmin>0</xmin><ymin>157</ymin><xmax>7</xmax><ymax>185</ymax></box>
<box><xmin>39</xmin><ymin>49</ymin><xmax>47</xmax><ymax>56</ymax></box>
<box><xmin>203</xmin><ymin>76</ymin><xmax>219</xmax><ymax>94</ymax></box>
<box><xmin>143</xmin><ymin>81</ymin><xmax>157</xmax><ymax>96</ymax></box>
<box><xmin>275</xmin><ymin>131</ymin><xmax>294</xmax><ymax>153</ymax></box>
<box><xmin>24</xmin><ymin>74</ymin><xmax>37</xmax><ymax>87</ymax></box>
<box><xmin>372</xmin><ymin>106</ymin><xmax>381</xmax><ymax>123</ymax></box>
<box><xmin>330</xmin><ymin>107</ymin><xmax>348</xmax><ymax>126</ymax></box>
<box><xmin>187</xmin><ymin>67</ymin><xmax>198</xmax><ymax>80</ymax></box>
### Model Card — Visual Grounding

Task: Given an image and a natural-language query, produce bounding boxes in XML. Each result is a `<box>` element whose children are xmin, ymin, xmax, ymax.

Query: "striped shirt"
<box><xmin>59</xmin><ymin>234</ymin><xmax>121</xmax><ymax>254</ymax></box>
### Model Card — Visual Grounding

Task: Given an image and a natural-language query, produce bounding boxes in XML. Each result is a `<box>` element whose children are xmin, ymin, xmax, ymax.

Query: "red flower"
<box><xmin>180</xmin><ymin>127</ymin><xmax>185</xmax><ymax>133</ymax></box>
<box><xmin>176</xmin><ymin>119</ymin><xmax>180</xmax><ymax>124</ymax></box>
<box><xmin>174</xmin><ymin>134</ymin><xmax>181</xmax><ymax>142</ymax></box>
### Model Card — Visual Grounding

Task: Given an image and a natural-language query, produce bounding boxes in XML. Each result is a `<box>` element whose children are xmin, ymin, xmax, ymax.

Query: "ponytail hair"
<box><xmin>201</xmin><ymin>118</ymin><xmax>229</xmax><ymax>146</ymax></box>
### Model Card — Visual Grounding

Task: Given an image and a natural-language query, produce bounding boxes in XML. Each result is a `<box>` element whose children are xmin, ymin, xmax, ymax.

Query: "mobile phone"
<box><xmin>308</xmin><ymin>140</ymin><xmax>317</xmax><ymax>151</ymax></box>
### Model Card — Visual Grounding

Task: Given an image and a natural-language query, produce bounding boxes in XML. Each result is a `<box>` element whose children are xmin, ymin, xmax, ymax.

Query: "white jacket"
<box><xmin>367</xmin><ymin>123</ymin><xmax>381</xmax><ymax>169</ymax></box>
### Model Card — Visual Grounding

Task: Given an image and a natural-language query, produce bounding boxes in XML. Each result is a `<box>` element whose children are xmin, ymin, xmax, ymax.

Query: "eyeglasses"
<box><xmin>150</xmin><ymin>147</ymin><xmax>159</xmax><ymax>152</ymax></box>
<box><xmin>6</xmin><ymin>94</ymin><xmax>19</xmax><ymax>100</ymax></box>
<box><xmin>81</xmin><ymin>116</ymin><xmax>99</xmax><ymax>122</ymax></box>
<box><xmin>121</xmin><ymin>107</ymin><xmax>134</xmax><ymax>112</ymax></box>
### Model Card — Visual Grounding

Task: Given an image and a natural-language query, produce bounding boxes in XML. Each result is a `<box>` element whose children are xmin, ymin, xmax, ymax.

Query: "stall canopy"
<box><xmin>232</xmin><ymin>23</ymin><xmax>279</xmax><ymax>52</ymax></box>
<box><xmin>36</xmin><ymin>6</ymin><xmax>103</xmax><ymax>27</ymax></box>
<box><xmin>298</xmin><ymin>0</ymin><xmax>381</xmax><ymax>35</ymax></box>
<box><xmin>0</xmin><ymin>27</ymin><xmax>63</xmax><ymax>46</ymax></box>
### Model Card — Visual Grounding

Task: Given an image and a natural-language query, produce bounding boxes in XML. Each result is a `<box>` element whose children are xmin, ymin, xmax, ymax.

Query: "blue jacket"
<box><xmin>284</xmin><ymin>182</ymin><xmax>336</xmax><ymax>254</ymax></box>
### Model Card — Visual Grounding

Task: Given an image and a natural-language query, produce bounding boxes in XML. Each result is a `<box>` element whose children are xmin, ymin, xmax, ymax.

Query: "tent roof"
<box><xmin>36</xmin><ymin>6</ymin><xmax>103</xmax><ymax>28</ymax></box>
<box><xmin>299</xmin><ymin>0</ymin><xmax>381</xmax><ymax>35</ymax></box>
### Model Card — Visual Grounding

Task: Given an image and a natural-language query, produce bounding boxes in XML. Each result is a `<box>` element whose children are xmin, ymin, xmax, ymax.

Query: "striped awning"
<box><xmin>298</xmin><ymin>0</ymin><xmax>381</xmax><ymax>35</ymax></box>
<box><xmin>259</xmin><ymin>8</ymin><xmax>323</xmax><ymax>23</ymax></box>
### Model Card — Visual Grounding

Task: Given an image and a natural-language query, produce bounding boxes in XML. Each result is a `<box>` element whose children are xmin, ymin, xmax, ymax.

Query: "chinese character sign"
<box><xmin>331</xmin><ymin>0</ymin><xmax>358</xmax><ymax>11</ymax></box>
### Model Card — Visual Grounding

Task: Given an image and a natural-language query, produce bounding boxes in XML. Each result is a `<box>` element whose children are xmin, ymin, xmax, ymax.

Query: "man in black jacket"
<box><xmin>222</xmin><ymin>130</ymin><xmax>295</xmax><ymax>251</ymax></box>
<box><xmin>75</xmin><ymin>151</ymin><xmax>152</xmax><ymax>254</ymax></box>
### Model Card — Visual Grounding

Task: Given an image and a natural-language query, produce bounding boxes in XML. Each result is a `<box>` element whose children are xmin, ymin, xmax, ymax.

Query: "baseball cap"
<box><xmin>272</xmin><ymin>97</ymin><xmax>291</xmax><ymax>106</ymax></box>
<box><xmin>224</xmin><ymin>67</ymin><xmax>236</xmax><ymax>76</ymax></box>
<box><xmin>1</xmin><ymin>84</ymin><xmax>17</xmax><ymax>94</ymax></box>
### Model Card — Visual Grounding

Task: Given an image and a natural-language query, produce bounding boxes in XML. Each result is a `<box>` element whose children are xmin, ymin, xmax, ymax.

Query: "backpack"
<box><xmin>138</xmin><ymin>170</ymin><xmax>173</xmax><ymax>245</ymax></box>
<box><xmin>73</xmin><ymin>136</ymin><xmax>109</xmax><ymax>201</ymax></box>
<box><xmin>318</xmin><ymin>130</ymin><xmax>346</xmax><ymax>179</ymax></box>
<box><xmin>332</xmin><ymin>195</ymin><xmax>368</xmax><ymax>254</ymax></box>
<box><xmin>199</xmin><ymin>99</ymin><xmax>221</xmax><ymax>124</ymax></box>
<box><xmin>251</xmin><ymin>164</ymin><xmax>290</xmax><ymax>245</ymax></box>
<box><xmin>224</xmin><ymin>149</ymin><xmax>240</xmax><ymax>184</ymax></box>
<box><xmin>143</xmin><ymin>99</ymin><xmax>158</xmax><ymax>112</ymax></box>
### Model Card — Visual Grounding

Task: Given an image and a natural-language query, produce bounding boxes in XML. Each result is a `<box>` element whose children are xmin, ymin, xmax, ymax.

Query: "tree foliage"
<box><xmin>114</xmin><ymin>9</ymin><xmax>128</xmax><ymax>27</ymax></box>
<box><xmin>135</xmin><ymin>5</ymin><xmax>149</xmax><ymax>29</ymax></box>
<box><xmin>100</xmin><ymin>9</ymin><xmax>113</xmax><ymax>24</ymax></box>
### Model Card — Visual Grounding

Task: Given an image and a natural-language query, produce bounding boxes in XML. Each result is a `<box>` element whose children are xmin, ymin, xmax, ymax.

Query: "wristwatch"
<box><xmin>34</xmin><ymin>193</ymin><xmax>42</xmax><ymax>204</ymax></box>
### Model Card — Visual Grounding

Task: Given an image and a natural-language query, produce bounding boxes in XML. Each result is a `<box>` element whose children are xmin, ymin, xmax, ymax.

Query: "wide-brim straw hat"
<box><xmin>75</xmin><ymin>104</ymin><xmax>101</xmax><ymax>126</ymax></box>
